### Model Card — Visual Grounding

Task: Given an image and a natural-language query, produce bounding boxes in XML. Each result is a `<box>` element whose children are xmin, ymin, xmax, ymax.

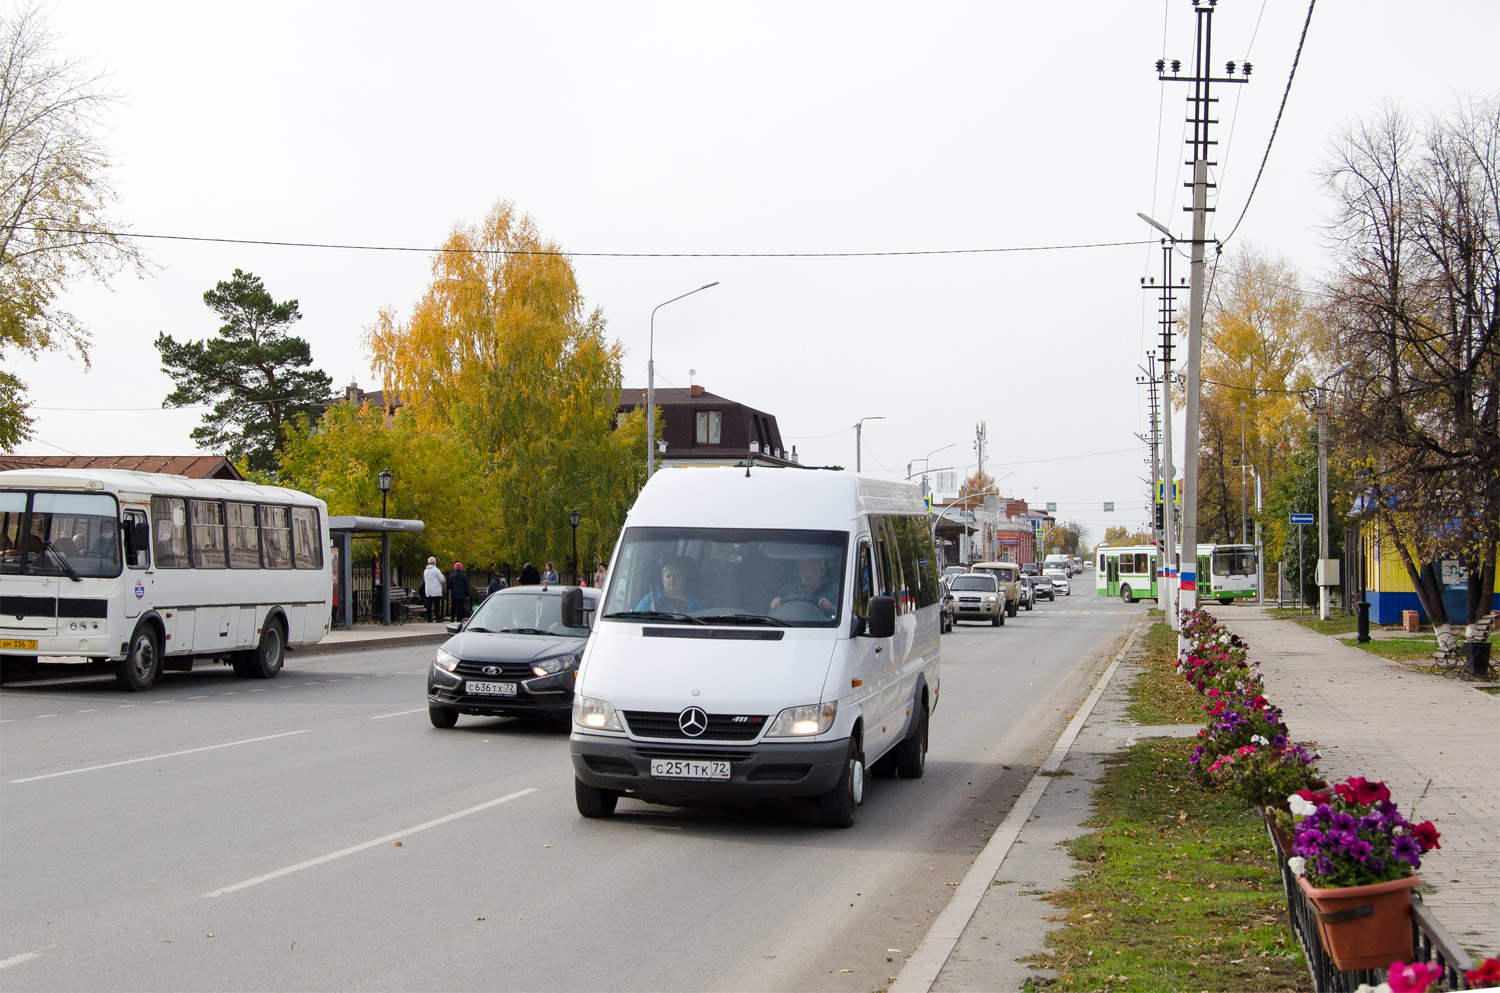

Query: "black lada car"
<box><xmin>427</xmin><ymin>586</ymin><xmax>599</xmax><ymax>728</ymax></box>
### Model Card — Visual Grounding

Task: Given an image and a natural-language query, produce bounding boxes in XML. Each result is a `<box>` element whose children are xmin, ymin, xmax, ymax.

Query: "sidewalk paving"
<box><xmin>295</xmin><ymin>621</ymin><xmax>453</xmax><ymax>656</ymax></box>
<box><xmin>901</xmin><ymin>606</ymin><xmax>1499</xmax><ymax>992</ymax></box>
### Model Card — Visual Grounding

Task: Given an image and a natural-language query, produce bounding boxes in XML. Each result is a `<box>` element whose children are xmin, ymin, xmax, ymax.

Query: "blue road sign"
<box><xmin>1289</xmin><ymin>513</ymin><xmax>1315</xmax><ymax>525</ymax></box>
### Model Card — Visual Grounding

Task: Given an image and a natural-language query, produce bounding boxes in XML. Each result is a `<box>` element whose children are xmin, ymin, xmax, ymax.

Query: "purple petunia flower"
<box><xmin>1360</xmin><ymin>811</ymin><xmax>1386</xmax><ymax>832</ymax></box>
<box><xmin>1392</xmin><ymin>833</ymin><xmax>1422</xmax><ymax>868</ymax></box>
<box><xmin>1330</xmin><ymin>811</ymin><xmax>1357</xmax><ymax>833</ymax></box>
<box><xmin>1317</xmin><ymin>855</ymin><xmax>1335</xmax><ymax>877</ymax></box>
<box><xmin>1348</xmin><ymin>839</ymin><xmax>1373</xmax><ymax>862</ymax></box>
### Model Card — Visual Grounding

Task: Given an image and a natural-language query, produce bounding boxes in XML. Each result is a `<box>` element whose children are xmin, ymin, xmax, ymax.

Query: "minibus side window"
<box><xmin>854</xmin><ymin>543</ymin><xmax>873</xmax><ymax>617</ymax></box>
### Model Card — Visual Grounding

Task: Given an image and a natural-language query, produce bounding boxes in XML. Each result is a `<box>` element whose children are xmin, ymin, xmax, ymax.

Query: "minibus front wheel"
<box><xmin>575</xmin><ymin>777</ymin><xmax>620</xmax><ymax>818</ymax></box>
<box><xmin>819</xmin><ymin>737</ymin><xmax>863</xmax><ymax>828</ymax></box>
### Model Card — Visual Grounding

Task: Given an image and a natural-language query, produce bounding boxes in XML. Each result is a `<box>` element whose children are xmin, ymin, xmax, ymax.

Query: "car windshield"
<box><xmin>949</xmin><ymin>576</ymin><xmax>996</xmax><ymax>592</ymax></box>
<box><xmin>602</xmin><ymin>526</ymin><xmax>848</xmax><ymax>627</ymax></box>
<box><xmin>1034</xmin><ymin>577</ymin><xmax>1052</xmax><ymax>585</ymax></box>
<box><xmin>468</xmin><ymin>591</ymin><xmax>593</xmax><ymax>637</ymax></box>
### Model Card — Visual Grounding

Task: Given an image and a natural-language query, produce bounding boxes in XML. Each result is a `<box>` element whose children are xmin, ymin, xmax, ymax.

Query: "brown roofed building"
<box><xmin>617</xmin><ymin>384</ymin><xmax>800</xmax><ymax>469</ymax></box>
<box><xmin>0</xmin><ymin>455</ymin><xmax>242</xmax><ymax>480</ymax></box>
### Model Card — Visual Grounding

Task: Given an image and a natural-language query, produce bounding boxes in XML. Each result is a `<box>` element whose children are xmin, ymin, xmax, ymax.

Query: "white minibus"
<box><xmin>567</xmin><ymin>466</ymin><xmax>941</xmax><ymax>827</ymax></box>
<box><xmin>1</xmin><ymin>469</ymin><xmax>331</xmax><ymax>690</ymax></box>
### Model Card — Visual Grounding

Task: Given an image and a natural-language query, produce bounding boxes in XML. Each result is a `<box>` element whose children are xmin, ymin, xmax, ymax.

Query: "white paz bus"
<box><xmin>1</xmin><ymin>469</ymin><xmax>331</xmax><ymax>690</ymax></box>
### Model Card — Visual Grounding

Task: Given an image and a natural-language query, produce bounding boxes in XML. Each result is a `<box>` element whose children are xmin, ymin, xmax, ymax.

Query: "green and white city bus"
<box><xmin>1096</xmin><ymin>543</ymin><xmax>1257</xmax><ymax>604</ymax></box>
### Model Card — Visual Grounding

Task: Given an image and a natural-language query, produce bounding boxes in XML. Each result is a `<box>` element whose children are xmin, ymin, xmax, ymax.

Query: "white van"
<box><xmin>567</xmin><ymin>467</ymin><xmax>941</xmax><ymax>827</ymax></box>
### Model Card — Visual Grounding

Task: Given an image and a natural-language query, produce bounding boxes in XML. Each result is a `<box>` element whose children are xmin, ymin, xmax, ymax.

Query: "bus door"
<box><xmin>121</xmin><ymin>507</ymin><xmax>151</xmax><ymax>621</ymax></box>
<box><xmin>1106</xmin><ymin>556</ymin><xmax>1119</xmax><ymax>595</ymax></box>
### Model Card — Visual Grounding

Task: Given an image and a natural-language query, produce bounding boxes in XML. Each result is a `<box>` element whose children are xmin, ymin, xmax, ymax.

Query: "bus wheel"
<box><xmin>250</xmin><ymin>620</ymin><xmax>285</xmax><ymax>678</ymax></box>
<box><xmin>1120</xmin><ymin>584</ymin><xmax>1136</xmax><ymax>604</ymax></box>
<box><xmin>116</xmin><ymin>625</ymin><xmax>162</xmax><ymax>692</ymax></box>
<box><xmin>1218</xmin><ymin>596</ymin><xmax>1233</xmax><ymax>605</ymax></box>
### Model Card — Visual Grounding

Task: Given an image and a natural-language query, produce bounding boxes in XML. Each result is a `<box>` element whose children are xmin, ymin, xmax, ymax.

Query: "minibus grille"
<box><xmin>622</xmin><ymin>711</ymin><xmax>766</xmax><ymax>741</ymax></box>
<box><xmin>632</xmin><ymin>746</ymin><xmax>753</xmax><ymax>762</ymax></box>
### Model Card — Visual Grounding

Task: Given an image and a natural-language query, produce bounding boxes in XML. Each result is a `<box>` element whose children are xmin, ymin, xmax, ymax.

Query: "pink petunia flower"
<box><xmin>1387</xmin><ymin>960</ymin><xmax>1443</xmax><ymax>993</ymax></box>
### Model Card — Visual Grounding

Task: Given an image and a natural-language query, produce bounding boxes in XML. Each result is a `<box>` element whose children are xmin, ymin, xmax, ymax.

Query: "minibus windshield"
<box><xmin>602</xmin><ymin>527</ymin><xmax>848</xmax><ymax>627</ymax></box>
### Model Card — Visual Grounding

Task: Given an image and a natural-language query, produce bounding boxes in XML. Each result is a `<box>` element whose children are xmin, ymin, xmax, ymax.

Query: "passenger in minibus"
<box><xmin>635</xmin><ymin>558</ymin><xmax>704</xmax><ymax>614</ymax></box>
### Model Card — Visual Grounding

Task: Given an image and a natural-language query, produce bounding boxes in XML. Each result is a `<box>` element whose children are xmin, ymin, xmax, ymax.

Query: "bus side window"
<box><xmin>122</xmin><ymin>509</ymin><xmax>149</xmax><ymax>569</ymax></box>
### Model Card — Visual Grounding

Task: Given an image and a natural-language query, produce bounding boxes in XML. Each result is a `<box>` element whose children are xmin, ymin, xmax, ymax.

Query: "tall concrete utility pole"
<box><xmin>1155</xmin><ymin>1</ymin><xmax>1250</xmax><ymax>648</ymax></box>
<box><xmin>1140</xmin><ymin>236</ymin><xmax>1183</xmax><ymax>627</ymax></box>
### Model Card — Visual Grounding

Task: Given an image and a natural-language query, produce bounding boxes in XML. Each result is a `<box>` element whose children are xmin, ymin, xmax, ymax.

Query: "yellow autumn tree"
<box><xmin>365</xmin><ymin>200</ymin><xmax>644</xmax><ymax>571</ymax></box>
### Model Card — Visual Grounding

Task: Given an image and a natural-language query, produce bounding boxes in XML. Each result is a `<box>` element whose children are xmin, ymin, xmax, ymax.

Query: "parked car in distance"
<box><xmin>1016</xmin><ymin>575</ymin><xmax>1036</xmax><ymax>610</ymax></box>
<box><xmin>427</xmin><ymin>586</ymin><xmax>599</xmax><ymax>727</ymax></box>
<box><xmin>1031</xmin><ymin>575</ymin><xmax>1056</xmax><ymax>601</ymax></box>
<box><xmin>938</xmin><ymin>588</ymin><xmax>956</xmax><ymax>633</ymax></box>
<box><xmin>947</xmin><ymin>573</ymin><xmax>1005</xmax><ymax>626</ymax></box>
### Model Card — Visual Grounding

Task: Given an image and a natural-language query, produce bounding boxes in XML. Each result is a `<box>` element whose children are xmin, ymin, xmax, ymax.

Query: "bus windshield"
<box><xmin>1</xmin><ymin>491</ymin><xmax>122</xmax><ymax>579</ymax></box>
<box><xmin>1213</xmin><ymin>548</ymin><xmax>1255</xmax><ymax>576</ymax></box>
<box><xmin>603</xmin><ymin>526</ymin><xmax>847</xmax><ymax>627</ymax></box>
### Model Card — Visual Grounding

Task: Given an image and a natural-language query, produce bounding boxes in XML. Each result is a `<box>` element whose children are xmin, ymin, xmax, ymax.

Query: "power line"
<box><xmin>1219</xmin><ymin>0</ymin><xmax>1318</xmax><ymax>247</ymax></box>
<box><xmin>10</xmin><ymin>224</ymin><xmax>1152</xmax><ymax>259</ymax></box>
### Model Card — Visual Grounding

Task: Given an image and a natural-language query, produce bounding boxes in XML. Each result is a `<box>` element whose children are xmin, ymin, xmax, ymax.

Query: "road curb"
<box><xmin>889</xmin><ymin>619</ymin><xmax>1147</xmax><ymax>993</ymax></box>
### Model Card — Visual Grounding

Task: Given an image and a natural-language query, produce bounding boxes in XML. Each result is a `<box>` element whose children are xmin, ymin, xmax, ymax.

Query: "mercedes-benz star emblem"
<box><xmin>678</xmin><ymin>707</ymin><xmax>709</xmax><ymax>737</ymax></box>
<box><xmin>482</xmin><ymin>666</ymin><xmax>501</xmax><ymax>675</ymax></box>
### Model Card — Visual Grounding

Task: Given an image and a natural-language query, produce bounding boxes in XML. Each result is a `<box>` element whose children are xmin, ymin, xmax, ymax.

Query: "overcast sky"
<box><xmin>12</xmin><ymin>0</ymin><xmax>1498</xmax><ymax>540</ymax></box>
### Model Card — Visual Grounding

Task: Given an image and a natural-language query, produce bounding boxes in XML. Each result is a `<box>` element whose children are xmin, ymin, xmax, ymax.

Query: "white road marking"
<box><xmin>9</xmin><ymin>730</ymin><xmax>310</xmax><ymax>784</ymax></box>
<box><xmin>370</xmin><ymin>708</ymin><xmax>425</xmax><ymax>720</ymax></box>
<box><xmin>0</xmin><ymin>946</ymin><xmax>55</xmax><ymax>971</ymax></box>
<box><xmin>204</xmin><ymin>788</ymin><xmax>538</xmax><ymax>898</ymax></box>
<box><xmin>34</xmin><ymin>714</ymin><xmax>57</xmax><ymax>718</ymax></box>
<box><xmin>76</xmin><ymin>708</ymin><xmax>99</xmax><ymax>713</ymax></box>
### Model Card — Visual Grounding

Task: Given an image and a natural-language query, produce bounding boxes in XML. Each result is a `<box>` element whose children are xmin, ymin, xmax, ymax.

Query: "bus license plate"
<box><xmin>650</xmin><ymin>759</ymin><xmax>730</xmax><ymax>780</ymax></box>
<box><xmin>0</xmin><ymin>639</ymin><xmax>38</xmax><ymax>651</ymax></box>
<box><xmin>466</xmin><ymin>680</ymin><xmax>517</xmax><ymax>696</ymax></box>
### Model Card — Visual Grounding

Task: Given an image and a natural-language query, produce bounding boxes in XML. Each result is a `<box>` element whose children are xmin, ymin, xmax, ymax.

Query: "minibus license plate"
<box><xmin>0</xmin><ymin>639</ymin><xmax>38</xmax><ymax>651</ymax></box>
<box><xmin>466</xmin><ymin>680</ymin><xmax>517</xmax><ymax>696</ymax></box>
<box><xmin>651</xmin><ymin>759</ymin><xmax>730</xmax><ymax>780</ymax></box>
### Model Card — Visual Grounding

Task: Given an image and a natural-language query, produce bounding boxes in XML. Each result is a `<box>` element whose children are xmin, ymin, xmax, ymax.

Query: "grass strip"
<box><xmin>1126</xmin><ymin>622</ymin><xmax>1205</xmax><ymax>726</ymax></box>
<box><xmin>1265</xmin><ymin>608</ymin><xmax>1360</xmax><ymax>636</ymax></box>
<box><xmin>1024</xmin><ymin>622</ymin><xmax>1308</xmax><ymax>992</ymax></box>
<box><xmin>1337</xmin><ymin>636</ymin><xmax>1442</xmax><ymax>661</ymax></box>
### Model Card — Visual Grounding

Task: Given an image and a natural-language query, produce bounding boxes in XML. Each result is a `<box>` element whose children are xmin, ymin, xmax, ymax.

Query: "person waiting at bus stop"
<box><xmin>422</xmin><ymin>557</ymin><xmax>445</xmax><ymax>622</ymax></box>
<box><xmin>447</xmin><ymin>561</ymin><xmax>470</xmax><ymax>621</ymax></box>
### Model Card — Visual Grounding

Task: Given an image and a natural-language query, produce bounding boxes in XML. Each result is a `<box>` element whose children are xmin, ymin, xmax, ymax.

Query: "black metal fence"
<box><xmin>1266</xmin><ymin>818</ymin><xmax>1477</xmax><ymax>991</ymax></box>
<box><xmin>346</xmin><ymin>559</ymin><xmax>505</xmax><ymax>625</ymax></box>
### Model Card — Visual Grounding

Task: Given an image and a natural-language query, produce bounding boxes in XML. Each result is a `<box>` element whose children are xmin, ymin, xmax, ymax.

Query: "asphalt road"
<box><xmin>1</xmin><ymin>583</ymin><xmax>1142</xmax><ymax>992</ymax></box>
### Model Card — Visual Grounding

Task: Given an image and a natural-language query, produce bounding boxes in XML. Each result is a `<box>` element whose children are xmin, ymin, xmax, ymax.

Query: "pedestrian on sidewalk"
<box><xmin>519</xmin><ymin>560</ymin><xmax>541</xmax><ymax>586</ymax></box>
<box><xmin>448</xmin><ymin>561</ymin><xmax>471</xmax><ymax>621</ymax></box>
<box><xmin>541</xmin><ymin>561</ymin><xmax>559</xmax><ymax>585</ymax></box>
<box><xmin>486</xmin><ymin>572</ymin><xmax>504</xmax><ymax>599</ymax></box>
<box><xmin>593</xmin><ymin>562</ymin><xmax>607</xmax><ymax>589</ymax></box>
<box><xmin>422</xmin><ymin>556</ymin><xmax>445</xmax><ymax>622</ymax></box>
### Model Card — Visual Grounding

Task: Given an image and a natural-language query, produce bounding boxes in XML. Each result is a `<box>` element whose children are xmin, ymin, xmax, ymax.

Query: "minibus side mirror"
<box><xmin>560</xmin><ymin>586</ymin><xmax>584</xmax><ymax>629</ymax></box>
<box><xmin>865</xmin><ymin>596</ymin><xmax>896</xmax><ymax>639</ymax></box>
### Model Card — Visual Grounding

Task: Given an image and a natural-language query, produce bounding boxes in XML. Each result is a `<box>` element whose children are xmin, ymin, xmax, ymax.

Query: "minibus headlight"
<box><xmin>573</xmin><ymin>695</ymin><xmax>622</xmax><ymax>732</ymax></box>
<box><xmin>532</xmin><ymin>651</ymin><xmax>582</xmax><ymax>677</ymax></box>
<box><xmin>766</xmin><ymin>702</ymin><xmax>837</xmax><ymax>738</ymax></box>
<box><xmin>433</xmin><ymin>648</ymin><xmax>461</xmax><ymax>673</ymax></box>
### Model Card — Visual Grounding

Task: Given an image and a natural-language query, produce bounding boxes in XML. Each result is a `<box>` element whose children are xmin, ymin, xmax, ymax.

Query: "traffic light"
<box><xmin>1155</xmin><ymin>503</ymin><xmax>1165</xmax><ymax>531</ymax></box>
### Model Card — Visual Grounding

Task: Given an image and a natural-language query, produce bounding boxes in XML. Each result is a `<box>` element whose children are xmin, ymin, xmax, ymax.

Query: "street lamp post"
<box><xmin>647</xmin><ymin>282</ymin><xmax>719</xmax><ymax>480</ymax></box>
<box><xmin>855</xmin><ymin>417</ymin><xmax>885</xmax><ymax>473</ymax></box>
<box><xmin>1240</xmin><ymin>401</ymin><xmax>1248</xmax><ymax>544</ymax></box>
<box><xmin>568</xmin><ymin>509</ymin><xmax>581</xmax><ymax>586</ymax></box>
<box><xmin>1137</xmin><ymin>219</ymin><xmax>1179</xmax><ymax>631</ymax></box>
<box><xmin>905</xmin><ymin>443</ymin><xmax>956</xmax><ymax>495</ymax></box>
<box><xmin>376</xmin><ymin>469</ymin><xmax>393</xmax><ymax>625</ymax></box>
<box><xmin>1312</xmin><ymin>362</ymin><xmax>1351</xmax><ymax>620</ymax></box>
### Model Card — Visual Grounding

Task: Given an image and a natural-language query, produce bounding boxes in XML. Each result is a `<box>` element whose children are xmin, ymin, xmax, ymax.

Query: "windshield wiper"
<box><xmin>696</xmin><ymin>612</ymin><xmax>785</xmax><ymax>626</ymax></box>
<box><xmin>44</xmin><ymin>541</ymin><xmax>81</xmax><ymax>582</ymax></box>
<box><xmin>602</xmin><ymin>610</ymin><xmax>706</xmax><ymax>625</ymax></box>
<box><xmin>499</xmin><ymin>627</ymin><xmax>550</xmax><ymax>636</ymax></box>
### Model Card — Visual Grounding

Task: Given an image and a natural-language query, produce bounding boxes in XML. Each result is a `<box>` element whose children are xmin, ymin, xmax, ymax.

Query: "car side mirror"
<box><xmin>865</xmin><ymin>596</ymin><xmax>896</xmax><ymax>639</ymax></box>
<box><xmin>445</xmin><ymin>622</ymin><xmax>463</xmax><ymax>635</ymax></box>
<box><xmin>559</xmin><ymin>586</ymin><xmax>584</xmax><ymax>629</ymax></box>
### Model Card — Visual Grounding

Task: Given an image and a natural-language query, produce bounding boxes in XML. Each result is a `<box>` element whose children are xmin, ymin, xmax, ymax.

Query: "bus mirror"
<box><xmin>560</xmin><ymin>586</ymin><xmax>584</xmax><ymax>629</ymax></box>
<box><xmin>866</xmin><ymin>596</ymin><xmax>896</xmax><ymax>638</ymax></box>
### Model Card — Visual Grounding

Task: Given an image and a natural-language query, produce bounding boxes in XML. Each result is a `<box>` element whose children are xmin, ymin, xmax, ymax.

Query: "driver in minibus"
<box><xmin>770</xmin><ymin>557</ymin><xmax>838</xmax><ymax>616</ymax></box>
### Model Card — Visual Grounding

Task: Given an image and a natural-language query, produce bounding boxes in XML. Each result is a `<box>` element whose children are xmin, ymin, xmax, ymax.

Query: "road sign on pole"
<box><xmin>1289</xmin><ymin>513</ymin><xmax>1315</xmax><ymax>525</ymax></box>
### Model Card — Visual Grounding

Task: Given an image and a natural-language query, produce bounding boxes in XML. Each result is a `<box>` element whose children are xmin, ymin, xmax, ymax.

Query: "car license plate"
<box><xmin>650</xmin><ymin>759</ymin><xmax>730</xmax><ymax>780</ymax></box>
<box><xmin>466</xmin><ymin>680</ymin><xmax>517</xmax><ymax>696</ymax></box>
<box><xmin>0</xmin><ymin>639</ymin><xmax>38</xmax><ymax>651</ymax></box>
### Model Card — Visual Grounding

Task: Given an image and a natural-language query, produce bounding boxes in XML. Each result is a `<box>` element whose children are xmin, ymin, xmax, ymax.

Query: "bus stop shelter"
<box><xmin>328</xmin><ymin>516</ymin><xmax>425</xmax><ymax>628</ymax></box>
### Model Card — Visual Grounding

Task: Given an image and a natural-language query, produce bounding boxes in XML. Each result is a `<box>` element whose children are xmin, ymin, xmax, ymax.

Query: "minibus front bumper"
<box><xmin>570</xmin><ymin>733</ymin><xmax>849</xmax><ymax>803</ymax></box>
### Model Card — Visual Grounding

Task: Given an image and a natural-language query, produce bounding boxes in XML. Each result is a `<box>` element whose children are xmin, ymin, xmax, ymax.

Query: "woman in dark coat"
<box><xmin>448</xmin><ymin>561</ymin><xmax>471</xmax><ymax>620</ymax></box>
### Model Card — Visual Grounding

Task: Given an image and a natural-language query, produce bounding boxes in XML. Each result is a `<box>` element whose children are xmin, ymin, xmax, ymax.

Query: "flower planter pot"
<box><xmin>1262</xmin><ymin>807</ymin><xmax>1294</xmax><ymax>858</ymax></box>
<box><xmin>1296</xmin><ymin>874</ymin><xmax>1418</xmax><ymax>970</ymax></box>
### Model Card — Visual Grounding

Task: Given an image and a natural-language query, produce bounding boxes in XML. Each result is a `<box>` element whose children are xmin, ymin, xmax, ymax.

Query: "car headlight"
<box><xmin>766</xmin><ymin>702</ymin><xmax>837</xmax><ymax>737</ymax></box>
<box><xmin>985</xmin><ymin>594</ymin><xmax>999</xmax><ymax>603</ymax></box>
<box><xmin>532</xmin><ymin>651</ymin><xmax>582</xmax><ymax>677</ymax></box>
<box><xmin>433</xmin><ymin>648</ymin><xmax>461</xmax><ymax>673</ymax></box>
<box><xmin>573</xmin><ymin>695</ymin><xmax>622</xmax><ymax>731</ymax></box>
